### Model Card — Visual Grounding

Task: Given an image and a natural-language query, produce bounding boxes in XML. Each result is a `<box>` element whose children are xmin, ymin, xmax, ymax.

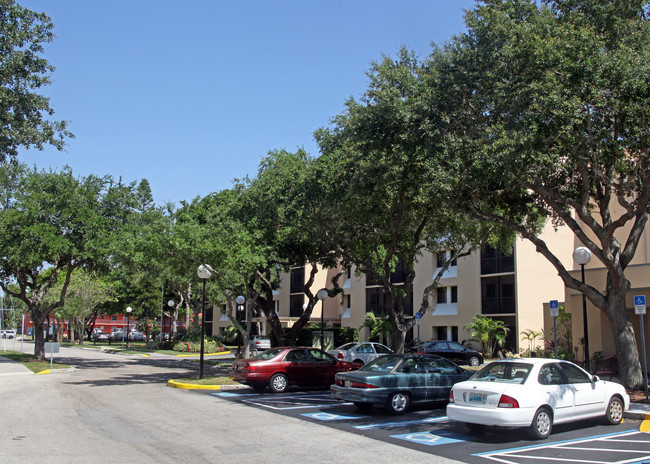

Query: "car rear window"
<box><xmin>471</xmin><ymin>362</ymin><xmax>532</xmax><ymax>383</ymax></box>
<box><xmin>361</xmin><ymin>355</ymin><xmax>401</xmax><ymax>373</ymax></box>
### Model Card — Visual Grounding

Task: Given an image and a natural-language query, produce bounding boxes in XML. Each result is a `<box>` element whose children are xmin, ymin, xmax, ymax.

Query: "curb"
<box><xmin>174</xmin><ymin>350</ymin><xmax>233</xmax><ymax>358</ymax></box>
<box><xmin>167</xmin><ymin>379</ymin><xmax>246</xmax><ymax>390</ymax></box>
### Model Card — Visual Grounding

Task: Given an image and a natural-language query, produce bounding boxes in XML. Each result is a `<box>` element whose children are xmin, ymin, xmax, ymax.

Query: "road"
<box><xmin>0</xmin><ymin>343</ymin><xmax>463</xmax><ymax>464</ymax></box>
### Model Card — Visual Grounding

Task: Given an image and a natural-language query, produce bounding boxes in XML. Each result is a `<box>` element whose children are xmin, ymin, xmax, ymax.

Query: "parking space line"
<box><xmin>476</xmin><ymin>430</ymin><xmax>650</xmax><ymax>464</ymax></box>
<box><xmin>355</xmin><ymin>416</ymin><xmax>450</xmax><ymax>430</ymax></box>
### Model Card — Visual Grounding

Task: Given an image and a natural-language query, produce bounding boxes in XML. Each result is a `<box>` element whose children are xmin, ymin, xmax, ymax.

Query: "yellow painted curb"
<box><xmin>641</xmin><ymin>418</ymin><xmax>650</xmax><ymax>433</ymax></box>
<box><xmin>142</xmin><ymin>354</ymin><xmax>150</xmax><ymax>357</ymax></box>
<box><xmin>174</xmin><ymin>350</ymin><xmax>232</xmax><ymax>358</ymax></box>
<box><xmin>167</xmin><ymin>379</ymin><xmax>223</xmax><ymax>390</ymax></box>
<box><xmin>36</xmin><ymin>369</ymin><xmax>50</xmax><ymax>375</ymax></box>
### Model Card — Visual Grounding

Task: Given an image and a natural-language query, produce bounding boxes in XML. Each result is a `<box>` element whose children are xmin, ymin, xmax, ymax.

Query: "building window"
<box><xmin>366</xmin><ymin>258</ymin><xmax>408</xmax><ymax>286</ymax></box>
<box><xmin>436</xmin><ymin>250</ymin><xmax>458</xmax><ymax>269</ymax></box>
<box><xmin>481</xmin><ymin>275</ymin><xmax>516</xmax><ymax>314</ymax></box>
<box><xmin>450</xmin><ymin>286</ymin><xmax>458</xmax><ymax>303</ymax></box>
<box><xmin>437</xmin><ymin>287</ymin><xmax>447</xmax><ymax>304</ymax></box>
<box><xmin>290</xmin><ymin>267</ymin><xmax>304</xmax><ymax>293</ymax></box>
<box><xmin>290</xmin><ymin>294</ymin><xmax>304</xmax><ymax>317</ymax></box>
<box><xmin>111</xmin><ymin>315</ymin><xmax>117</xmax><ymax>321</ymax></box>
<box><xmin>100</xmin><ymin>315</ymin><xmax>105</xmax><ymax>320</ymax></box>
<box><xmin>481</xmin><ymin>245</ymin><xmax>514</xmax><ymax>275</ymax></box>
<box><xmin>366</xmin><ymin>288</ymin><xmax>386</xmax><ymax>316</ymax></box>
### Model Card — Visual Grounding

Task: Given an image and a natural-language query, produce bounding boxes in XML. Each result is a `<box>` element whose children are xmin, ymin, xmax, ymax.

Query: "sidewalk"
<box><xmin>0</xmin><ymin>353</ymin><xmax>33</xmax><ymax>376</ymax></box>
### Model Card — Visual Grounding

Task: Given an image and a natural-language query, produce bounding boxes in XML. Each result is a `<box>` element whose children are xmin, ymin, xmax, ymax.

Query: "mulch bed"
<box><xmin>627</xmin><ymin>389</ymin><xmax>650</xmax><ymax>403</ymax></box>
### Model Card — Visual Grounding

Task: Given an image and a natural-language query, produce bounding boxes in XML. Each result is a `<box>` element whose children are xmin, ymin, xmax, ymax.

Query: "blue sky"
<box><xmin>19</xmin><ymin>0</ymin><xmax>476</xmax><ymax>205</ymax></box>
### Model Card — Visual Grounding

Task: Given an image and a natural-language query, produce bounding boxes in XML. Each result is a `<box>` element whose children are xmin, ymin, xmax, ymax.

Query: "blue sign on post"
<box><xmin>549</xmin><ymin>300</ymin><xmax>559</xmax><ymax>317</ymax></box>
<box><xmin>635</xmin><ymin>295</ymin><xmax>646</xmax><ymax>315</ymax></box>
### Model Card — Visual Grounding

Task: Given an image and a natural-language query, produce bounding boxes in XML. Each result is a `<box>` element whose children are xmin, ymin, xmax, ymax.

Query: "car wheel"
<box><xmin>269</xmin><ymin>373</ymin><xmax>289</xmax><ymax>393</ymax></box>
<box><xmin>385</xmin><ymin>392</ymin><xmax>410</xmax><ymax>415</ymax></box>
<box><xmin>604</xmin><ymin>395</ymin><xmax>624</xmax><ymax>425</ymax></box>
<box><xmin>528</xmin><ymin>407</ymin><xmax>552</xmax><ymax>440</ymax></box>
<box><xmin>353</xmin><ymin>402</ymin><xmax>373</xmax><ymax>410</ymax></box>
<box><xmin>466</xmin><ymin>423</ymin><xmax>486</xmax><ymax>433</ymax></box>
<box><xmin>469</xmin><ymin>356</ymin><xmax>481</xmax><ymax>367</ymax></box>
<box><xmin>353</xmin><ymin>359</ymin><xmax>364</xmax><ymax>366</ymax></box>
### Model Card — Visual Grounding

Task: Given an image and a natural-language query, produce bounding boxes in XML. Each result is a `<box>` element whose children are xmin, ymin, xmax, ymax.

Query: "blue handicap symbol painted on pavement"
<box><xmin>391</xmin><ymin>430</ymin><xmax>466</xmax><ymax>446</ymax></box>
<box><xmin>211</xmin><ymin>392</ymin><xmax>249</xmax><ymax>397</ymax></box>
<box><xmin>301</xmin><ymin>412</ymin><xmax>366</xmax><ymax>421</ymax></box>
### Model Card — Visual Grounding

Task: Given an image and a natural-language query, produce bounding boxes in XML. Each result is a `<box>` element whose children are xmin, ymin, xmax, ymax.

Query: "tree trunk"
<box><xmin>606</xmin><ymin>289</ymin><xmax>643</xmax><ymax>389</ymax></box>
<box><xmin>33</xmin><ymin>322</ymin><xmax>46</xmax><ymax>360</ymax></box>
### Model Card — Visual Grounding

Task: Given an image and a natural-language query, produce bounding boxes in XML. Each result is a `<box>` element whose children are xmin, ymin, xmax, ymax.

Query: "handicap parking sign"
<box><xmin>635</xmin><ymin>295</ymin><xmax>646</xmax><ymax>315</ymax></box>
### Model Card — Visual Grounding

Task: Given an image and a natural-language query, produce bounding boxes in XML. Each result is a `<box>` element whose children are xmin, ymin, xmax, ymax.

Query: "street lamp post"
<box><xmin>317</xmin><ymin>289</ymin><xmax>329</xmax><ymax>350</ymax></box>
<box><xmin>197</xmin><ymin>264</ymin><xmax>212</xmax><ymax>379</ymax></box>
<box><xmin>167</xmin><ymin>299</ymin><xmax>175</xmax><ymax>340</ymax></box>
<box><xmin>573</xmin><ymin>246</ymin><xmax>592</xmax><ymax>371</ymax></box>
<box><xmin>125</xmin><ymin>306</ymin><xmax>132</xmax><ymax>349</ymax></box>
<box><xmin>236</xmin><ymin>295</ymin><xmax>246</xmax><ymax>355</ymax></box>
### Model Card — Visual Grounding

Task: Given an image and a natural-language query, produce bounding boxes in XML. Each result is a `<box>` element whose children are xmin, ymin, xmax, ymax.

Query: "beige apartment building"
<box><xmin>213</xmin><ymin>218</ymin><xmax>650</xmax><ymax>357</ymax></box>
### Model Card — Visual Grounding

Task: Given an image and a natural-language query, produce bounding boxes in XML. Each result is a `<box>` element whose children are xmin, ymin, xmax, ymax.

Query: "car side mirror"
<box><xmin>592</xmin><ymin>375</ymin><xmax>600</xmax><ymax>383</ymax></box>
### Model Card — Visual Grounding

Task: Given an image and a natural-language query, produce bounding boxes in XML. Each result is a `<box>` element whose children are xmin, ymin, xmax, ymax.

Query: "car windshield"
<box><xmin>360</xmin><ymin>355</ymin><xmax>402</xmax><ymax>373</ymax></box>
<box><xmin>253</xmin><ymin>348</ymin><xmax>283</xmax><ymax>360</ymax></box>
<box><xmin>471</xmin><ymin>362</ymin><xmax>532</xmax><ymax>383</ymax></box>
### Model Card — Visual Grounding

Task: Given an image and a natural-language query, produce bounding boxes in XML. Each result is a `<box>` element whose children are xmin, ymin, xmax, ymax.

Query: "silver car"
<box><xmin>328</xmin><ymin>342</ymin><xmax>392</xmax><ymax>365</ymax></box>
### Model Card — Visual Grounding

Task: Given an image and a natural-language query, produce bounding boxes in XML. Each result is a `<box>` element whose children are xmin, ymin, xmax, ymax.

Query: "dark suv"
<box><xmin>418</xmin><ymin>340</ymin><xmax>484</xmax><ymax>366</ymax></box>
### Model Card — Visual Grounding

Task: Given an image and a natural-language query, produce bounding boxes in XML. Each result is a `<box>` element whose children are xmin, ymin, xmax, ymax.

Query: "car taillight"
<box><xmin>498</xmin><ymin>394</ymin><xmax>519</xmax><ymax>408</ymax></box>
<box><xmin>338</xmin><ymin>352</ymin><xmax>343</xmax><ymax>359</ymax></box>
<box><xmin>449</xmin><ymin>390</ymin><xmax>455</xmax><ymax>403</ymax></box>
<box><xmin>350</xmin><ymin>382</ymin><xmax>378</xmax><ymax>388</ymax></box>
<box><xmin>335</xmin><ymin>379</ymin><xmax>344</xmax><ymax>386</ymax></box>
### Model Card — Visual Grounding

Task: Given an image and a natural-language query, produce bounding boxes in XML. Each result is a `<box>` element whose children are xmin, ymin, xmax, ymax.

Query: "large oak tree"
<box><xmin>433</xmin><ymin>0</ymin><xmax>650</xmax><ymax>387</ymax></box>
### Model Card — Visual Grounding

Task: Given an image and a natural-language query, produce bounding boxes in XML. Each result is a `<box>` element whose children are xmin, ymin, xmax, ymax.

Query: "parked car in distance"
<box><xmin>1</xmin><ymin>329</ymin><xmax>17</xmax><ymax>339</ymax></box>
<box><xmin>417</xmin><ymin>340</ymin><xmax>484</xmax><ymax>366</ymax></box>
<box><xmin>231</xmin><ymin>347</ymin><xmax>361</xmax><ymax>393</ymax></box>
<box><xmin>328</xmin><ymin>342</ymin><xmax>393</xmax><ymax>365</ymax></box>
<box><xmin>92</xmin><ymin>331</ymin><xmax>109</xmax><ymax>342</ymax></box>
<box><xmin>128</xmin><ymin>331</ymin><xmax>146</xmax><ymax>341</ymax></box>
<box><xmin>110</xmin><ymin>331</ymin><xmax>125</xmax><ymax>341</ymax></box>
<box><xmin>332</xmin><ymin>353</ymin><xmax>473</xmax><ymax>414</ymax></box>
<box><xmin>249</xmin><ymin>335</ymin><xmax>271</xmax><ymax>352</ymax></box>
<box><xmin>447</xmin><ymin>358</ymin><xmax>629</xmax><ymax>440</ymax></box>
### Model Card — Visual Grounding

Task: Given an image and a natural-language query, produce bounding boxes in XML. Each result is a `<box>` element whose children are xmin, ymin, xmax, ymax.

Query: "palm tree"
<box><xmin>359</xmin><ymin>312</ymin><xmax>394</xmax><ymax>346</ymax></box>
<box><xmin>464</xmin><ymin>314</ymin><xmax>510</xmax><ymax>357</ymax></box>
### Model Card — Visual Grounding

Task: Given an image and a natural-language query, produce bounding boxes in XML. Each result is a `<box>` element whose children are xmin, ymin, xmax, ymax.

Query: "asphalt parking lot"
<box><xmin>206</xmin><ymin>388</ymin><xmax>650</xmax><ymax>464</ymax></box>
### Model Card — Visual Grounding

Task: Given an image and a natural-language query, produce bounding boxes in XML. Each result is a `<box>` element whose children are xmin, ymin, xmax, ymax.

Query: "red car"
<box><xmin>231</xmin><ymin>346</ymin><xmax>361</xmax><ymax>393</ymax></box>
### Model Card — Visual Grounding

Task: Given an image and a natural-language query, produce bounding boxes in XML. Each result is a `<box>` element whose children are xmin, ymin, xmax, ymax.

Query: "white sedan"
<box><xmin>328</xmin><ymin>342</ymin><xmax>393</xmax><ymax>365</ymax></box>
<box><xmin>447</xmin><ymin>358</ymin><xmax>629</xmax><ymax>440</ymax></box>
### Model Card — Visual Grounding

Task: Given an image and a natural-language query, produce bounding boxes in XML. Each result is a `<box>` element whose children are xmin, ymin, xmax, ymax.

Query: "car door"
<box><xmin>394</xmin><ymin>357</ymin><xmax>428</xmax><ymax>401</ymax></box>
<box><xmin>538</xmin><ymin>363</ymin><xmax>574</xmax><ymax>422</ymax></box>
<box><xmin>420</xmin><ymin>356</ymin><xmax>464</xmax><ymax>400</ymax></box>
<box><xmin>306</xmin><ymin>348</ymin><xmax>339</xmax><ymax>386</ymax></box>
<box><xmin>284</xmin><ymin>349</ymin><xmax>313</xmax><ymax>386</ymax></box>
<box><xmin>559</xmin><ymin>362</ymin><xmax>606</xmax><ymax>417</ymax></box>
<box><xmin>355</xmin><ymin>343</ymin><xmax>374</xmax><ymax>364</ymax></box>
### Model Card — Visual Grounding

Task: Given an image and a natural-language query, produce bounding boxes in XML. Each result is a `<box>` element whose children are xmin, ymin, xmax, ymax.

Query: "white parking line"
<box><xmin>476</xmin><ymin>430</ymin><xmax>650</xmax><ymax>464</ymax></box>
<box><xmin>355</xmin><ymin>416</ymin><xmax>450</xmax><ymax>430</ymax></box>
<box><xmin>242</xmin><ymin>393</ymin><xmax>347</xmax><ymax>410</ymax></box>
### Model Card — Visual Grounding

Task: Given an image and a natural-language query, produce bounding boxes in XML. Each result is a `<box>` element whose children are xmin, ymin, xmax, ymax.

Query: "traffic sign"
<box><xmin>549</xmin><ymin>300</ymin><xmax>559</xmax><ymax>318</ymax></box>
<box><xmin>635</xmin><ymin>295</ymin><xmax>646</xmax><ymax>315</ymax></box>
<box><xmin>415</xmin><ymin>312</ymin><xmax>421</xmax><ymax>326</ymax></box>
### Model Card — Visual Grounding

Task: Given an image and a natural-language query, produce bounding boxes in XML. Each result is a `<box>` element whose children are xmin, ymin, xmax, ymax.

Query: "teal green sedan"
<box><xmin>331</xmin><ymin>354</ymin><xmax>473</xmax><ymax>414</ymax></box>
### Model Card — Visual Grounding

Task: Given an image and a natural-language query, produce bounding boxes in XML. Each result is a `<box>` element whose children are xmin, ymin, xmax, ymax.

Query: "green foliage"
<box><xmin>464</xmin><ymin>314</ymin><xmax>510</xmax><ymax>356</ymax></box>
<box><xmin>0</xmin><ymin>1</ymin><xmax>73</xmax><ymax>161</ymax></box>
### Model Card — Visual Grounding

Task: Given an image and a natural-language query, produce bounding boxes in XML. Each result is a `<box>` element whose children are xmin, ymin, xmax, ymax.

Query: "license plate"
<box><xmin>345</xmin><ymin>380</ymin><xmax>351</xmax><ymax>387</ymax></box>
<box><xmin>469</xmin><ymin>393</ymin><xmax>484</xmax><ymax>403</ymax></box>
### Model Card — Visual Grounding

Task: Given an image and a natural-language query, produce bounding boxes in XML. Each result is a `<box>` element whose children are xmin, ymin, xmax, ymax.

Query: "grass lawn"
<box><xmin>0</xmin><ymin>350</ymin><xmax>69</xmax><ymax>373</ymax></box>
